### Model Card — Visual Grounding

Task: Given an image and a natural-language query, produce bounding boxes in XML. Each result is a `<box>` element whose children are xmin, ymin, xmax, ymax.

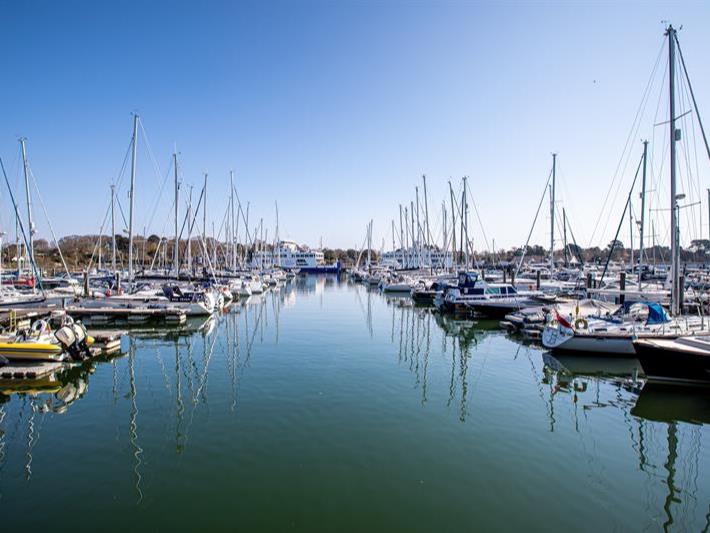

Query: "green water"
<box><xmin>1</xmin><ymin>276</ymin><xmax>709</xmax><ymax>532</ymax></box>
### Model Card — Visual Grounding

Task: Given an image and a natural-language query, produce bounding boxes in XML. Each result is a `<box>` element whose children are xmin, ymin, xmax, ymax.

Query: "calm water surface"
<box><xmin>1</xmin><ymin>276</ymin><xmax>709</xmax><ymax>531</ymax></box>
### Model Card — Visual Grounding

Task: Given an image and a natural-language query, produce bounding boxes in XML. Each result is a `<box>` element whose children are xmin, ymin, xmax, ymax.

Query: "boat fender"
<box><xmin>574</xmin><ymin>318</ymin><xmax>588</xmax><ymax>330</ymax></box>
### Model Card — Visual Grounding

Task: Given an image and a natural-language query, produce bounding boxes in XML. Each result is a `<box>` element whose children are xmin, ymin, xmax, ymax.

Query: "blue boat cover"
<box><xmin>645</xmin><ymin>302</ymin><xmax>670</xmax><ymax>324</ymax></box>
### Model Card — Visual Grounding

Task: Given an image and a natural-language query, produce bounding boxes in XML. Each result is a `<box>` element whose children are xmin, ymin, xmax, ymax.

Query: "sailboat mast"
<box><xmin>449</xmin><ymin>182</ymin><xmax>457</xmax><ymax>270</ymax></box>
<box><xmin>563</xmin><ymin>207</ymin><xmax>568</xmax><ymax>267</ymax></box>
<box><xmin>422</xmin><ymin>174</ymin><xmax>431</xmax><ymax>270</ymax></box>
<box><xmin>442</xmin><ymin>203</ymin><xmax>447</xmax><ymax>271</ymax></box>
<box><xmin>230</xmin><ymin>171</ymin><xmax>236</xmax><ymax>271</ymax></box>
<box><xmin>111</xmin><ymin>185</ymin><xmax>117</xmax><ymax>273</ymax></box>
<box><xmin>550</xmin><ymin>153</ymin><xmax>556</xmax><ymax>272</ymax></box>
<box><xmin>639</xmin><ymin>141</ymin><xmax>648</xmax><ymax>286</ymax></box>
<box><xmin>275</xmin><ymin>201</ymin><xmax>280</xmax><ymax>268</ymax></box>
<box><xmin>415</xmin><ymin>188</ymin><xmax>421</xmax><ymax>266</ymax></box>
<box><xmin>173</xmin><ymin>152</ymin><xmax>179</xmax><ymax>275</ymax></box>
<box><xmin>19</xmin><ymin>138</ymin><xmax>34</xmax><ymax>273</ymax></box>
<box><xmin>667</xmin><ymin>25</ymin><xmax>680</xmax><ymax>316</ymax></box>
<box><xmin>463</xmin><ymin>177</ymin><xmax>469</xmax><ymax>269</ymax></box>
<box><xmin>399</xmin><ymin>204</ymin><xmax>404</xmax><ymax>268</ymax></box>
<box><xmin>203</xmin><ymin>173</ymin><xmax>208</xmax><ymax>265</ymax></box>
<box><xmin>187</xmin><ymin>186</ymin><xmax>193</xmax><ymax>274</ymax></box>
<box><xmin>127</xmin><ymin>114</ymin><xmax>139</xmax><ymax>286</ymax></box>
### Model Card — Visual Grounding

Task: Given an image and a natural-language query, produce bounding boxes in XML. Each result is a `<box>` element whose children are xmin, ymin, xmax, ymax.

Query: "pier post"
<box><xmin>83</xmin><ymin>270</ymin><xmax>89</xmax><ymax>298</ymax></box>
<box><xmin>536</xmin><ymin>270</ymin><xmax>541</xmax><ymax>290</ymax></box>
<box><xmin>679</xmin><ymin>275</ymin><xmax>685</xmax><ymax>312</ymax></box>
<box><xmin>503</xmin><ymin>269</ymin><xmax>507</xmax><ymax>283</ymax></box>
<box><xmin>619</xmin><ymin>272</ymin><xmax>626</xmax><ymax>306</ymax></box>
<box><xmin>586</xmin><ymin>273</ymin><xmax>592</xmax><ymax>290</ymax></box>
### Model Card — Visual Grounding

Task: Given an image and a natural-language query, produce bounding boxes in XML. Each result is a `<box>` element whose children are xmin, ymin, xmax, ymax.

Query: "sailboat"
<box><xmin>543</xmin><ymin>25</ymin><xmax>710</xmax><ymax>356</ymax></box>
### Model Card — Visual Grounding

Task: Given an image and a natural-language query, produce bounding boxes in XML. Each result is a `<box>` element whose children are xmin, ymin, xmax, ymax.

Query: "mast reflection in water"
<box><xmin>0</xmin><ymin>277</ymin><xmax>707</xmax><ymax>531</ymax></box>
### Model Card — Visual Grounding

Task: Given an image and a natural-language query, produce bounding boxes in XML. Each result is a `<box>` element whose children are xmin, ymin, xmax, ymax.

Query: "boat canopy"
<box><xmin>645</xmin><ymin>302</ymin><xmax>670</xmax><ymax>324</ymax></box>
<box><xmin>622</xmin><ymin>301</ymin><xmax>670</xmax><ymax>324</ymax></box>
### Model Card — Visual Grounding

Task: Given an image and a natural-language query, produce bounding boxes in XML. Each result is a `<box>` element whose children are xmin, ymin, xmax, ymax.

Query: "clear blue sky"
<box><xmin>1</xmin><ymin>1</ymin><xmax>709</xmax><ymax>251</ymax></box>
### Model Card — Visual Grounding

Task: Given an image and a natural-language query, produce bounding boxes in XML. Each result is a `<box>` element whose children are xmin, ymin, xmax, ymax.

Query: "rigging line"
<box><xmin>147</xmin><ymin>198</ymin><xmax>177</xmax><ymax>271</ymax></box>
<box><xmin>112</xmin><ymin>134</ymin><xmax>134</xmax><ymax>192</ymax></box>
<box><xmin>137</xmin><ymin>119</ymin><xmax>170</xmax><ymax>232</ymax></box>
<box><xmin>467</xmin><ymin>185</ymin><xmax>492</xmax><ymax>254</ymax></box>
<box><xmin>115</xmin><ymin>192</ymin><xmax>130</xmax><ymax>231</ymax></box>
<box><xmin>590</xmin><ymin>38</ymin><xmax>666</xmax><ymax>247</ymax></box>
<box><xmin>649</xmin><ymin>64</ymin><xmax>671</xmax><ymax>245</ymax></box>
<box><xmin>678</xmin><ymin>75</ymin><xmax>700</xmax><ymax>241</ymax></box>
<box><xmin>675</xmin><ymin>34</ymin><xmax>710</xmax><ymax>166</ymax></box>
<box><xmin>599</xmin><ymin>152</ymin><xmax>645</xmax><ymax>284</ymax></box>
<box><xmin>515</xmin><ymin>166</ymin><xmax>554</xmax><ymax>278</ymax></box>
<box><xmin>145</xmin><ymin>155</ymin><xmax>174</xmax><ymax>233</ymax></box>
<box><xmin>564</xmin><ymin>211</ymin><xmax>584</xmax><ymax>265</ymax></box>
<box><xmin>85</xmin><ymin>198</ymin><xmax>113</xmax><ymax>271</ymax></box>
<box><xmin>28</xmin><ymin>168</ymin><xmax>79</xmax><ymax>293</ymax></box>
<box><xmin>0</xmin><ymin>158</ymin><xmax>44</xmax><ymax>293</ymax></box>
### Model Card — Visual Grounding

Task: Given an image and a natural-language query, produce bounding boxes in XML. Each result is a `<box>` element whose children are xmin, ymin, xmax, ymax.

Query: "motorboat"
<box><xmin>633</xmin><ymin>336</ymin><xmax>710</xmax><ymax>385</ymax></box>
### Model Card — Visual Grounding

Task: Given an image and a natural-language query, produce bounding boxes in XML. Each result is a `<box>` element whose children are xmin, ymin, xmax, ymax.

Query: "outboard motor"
<box><xmin>54</xmin><ymin>317</ymin><xmax>92</xmax><ymax>362</ymax></box>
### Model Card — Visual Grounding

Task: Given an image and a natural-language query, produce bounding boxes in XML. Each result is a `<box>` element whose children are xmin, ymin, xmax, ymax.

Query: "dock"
<box><xmin>65</xmin><ymin>306</ymin><xmax>187</xmax><ymax>326</ymax></box>
<box><xmin>87</xmin><ymin>329</ymin><xmax>126</xmax><ymax>355</ymax></box>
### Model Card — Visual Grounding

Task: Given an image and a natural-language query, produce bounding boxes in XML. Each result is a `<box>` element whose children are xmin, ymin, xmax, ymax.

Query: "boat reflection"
<box><xmin>632</xmin><ymin>383</ymin><xmax>710</xmax><ymax>425</ymax></box>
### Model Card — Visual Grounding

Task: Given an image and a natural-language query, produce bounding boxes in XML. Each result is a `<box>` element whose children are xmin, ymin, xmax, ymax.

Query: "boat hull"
<box><xmin>542</xmin><ymin>327</ymin><xmax>637</xmax><ymax>355</ymax></box>
<box><xmin>0</xmin><ymin>342</ymin><xmax>64</xmax><ymax>362</ymax></box>
<box><xmin>633</xmin><ymin>340</ymin><xmax>710</xmax><ymax>385</ymax></box>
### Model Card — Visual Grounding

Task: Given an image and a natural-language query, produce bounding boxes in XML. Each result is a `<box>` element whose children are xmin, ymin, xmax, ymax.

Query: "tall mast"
<box><xmin>459</xmin><ymin>183</ymin><xmax>465</xmax><ymax>268</ymax></box>
<box><xmin>366</xmin><ymin>220</ymin><xmax>372</xmax><ymax>269</ymax></box>
<box><xmin>639</xmin><ymin>141</ymin><xmax>648</xmax><ymax>286</ymax></box>
<box><xmin>449</xmin><ymin>182</ymin><xmax>457</xmax><ymax>270</ymax></box>
<box><xmin>629</xmin><ymin>207</ymin><xmax>634</xmax><ymax>271</ymax></box>
<box><xmin>19</xmin><ymin>138</ymin><xmax>34</xmax><ymax>273</ymax></box>
<box><xmin>403</xmin><ymin>207</ymin><xmax>409</xmax><ymax>268</ymax></box>
<box><xmin>410</xmin><ymin>201</ymin><xmax>415</xmax><ymax>268</ymax></box>
<box><xmin>229</xmin><ymin>170</ymin><xmax>237</xmax><ymax>271</ymax></box>
<box><xmin>127</xmin><ymin>114</ymin><xmax>139</xmax><ymax>287</ymax></box>
<box><xmin>563</xmin><ymin>207</ymin><xmax>568</xmax><ymax>267</ymax></box>
<box><xmin>275</xmin><ymin>201</ymin><xmax>280</xmax><ymax>267</ymax></box>
<box><xmin>202</xmin><ymin>172</ymin><xmax>208</xmax><ymax>265</ymax></box>
<box><xmin>415</xmin><ymin>188</ymin><xmax>421</xmax><ymax>266</ymax></box>
<box><xmin>398</xmin><ymin>204</ymin><xmax>404</xmax><ymax>268</ymax></box>
<box><xmin>550</xmin><ymin>153</ymin><xmax>557</xmax><ymax>272</ymax></box>
<box><xmin>463</xmin><ymin>177</ymin><xmax>469</xmax><ymax>269</ymax></box>
<box><xmin>391</xmin><ymin>220</ymin><xmax>395</xmax><ymax>257</ymax></box>
<box><xmin>186</xmin><ymin>186</ymin><xmax>193</xmax><ymax>274</ymax></box>
<box><xmin>173</xmin><ymin>152</ymin><xmax>179</xmax><ymax>275</ymax></box>
<box><xmin>667</xmin><ymin>25</ymin><xmax>680</xmax><ymax>316</ymax></box>
<box><xmin>111</xmin><ymin>185</ymin><xmax>117</xmax><ymax>273</ymax></box>
<box><xmin>442</xmin><ymin>202</ymin><xmax>447</xmax><ymax>270</ymax></box>
<box><xmin>422</xmin><ymin>174</ymin><xmax>431</xmax><ymax>270</ymax></box>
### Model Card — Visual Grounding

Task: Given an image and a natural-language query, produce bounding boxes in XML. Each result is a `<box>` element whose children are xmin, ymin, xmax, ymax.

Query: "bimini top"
<box><xmin>624</xmin><ymin>301</ymin><xmax>670</xmax><ymax>325</ymax></box>
<box><xmin>457</xmin><ymin>271</ymin><xmax>479</xmax><ymax>288</ymax></box>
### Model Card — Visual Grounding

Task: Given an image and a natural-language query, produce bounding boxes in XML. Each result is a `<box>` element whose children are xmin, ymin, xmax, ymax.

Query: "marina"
<box><xmin>1</xmin><ymin>279</ymin><xmax>709</xmax><ymax>531</ymax></box>
<box><xmin>2</xmin><ymin>3</ymin><xmax>710</xmax><ymax>531</ymax></box>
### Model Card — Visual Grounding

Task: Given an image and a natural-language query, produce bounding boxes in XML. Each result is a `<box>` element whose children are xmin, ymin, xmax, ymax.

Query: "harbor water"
<box><xmin>1</xmin><ymin>276</ymin><xmax>709</xmax><ymax>531</ymax></box>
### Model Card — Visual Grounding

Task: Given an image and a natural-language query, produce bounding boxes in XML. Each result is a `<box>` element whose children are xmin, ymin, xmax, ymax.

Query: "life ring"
<box><xmin>574</xmin><ymin>317</ymin><xmax>588</xmax><ymax>330</ymax></box>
